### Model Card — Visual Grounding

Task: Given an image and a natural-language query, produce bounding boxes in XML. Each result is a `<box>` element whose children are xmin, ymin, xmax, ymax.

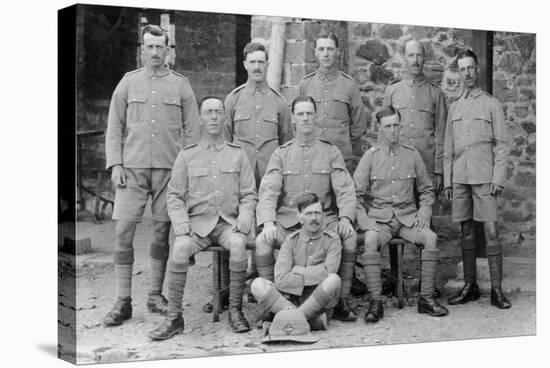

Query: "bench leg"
<box><xmin>212</xmin><ymin>251</ymin><xmax>221</xmax><ymax>322</ymax></box>
<box><xmin>390</xmin><ymin>242</ymin><xmax>405</xmax><ymax>309</ymax></box>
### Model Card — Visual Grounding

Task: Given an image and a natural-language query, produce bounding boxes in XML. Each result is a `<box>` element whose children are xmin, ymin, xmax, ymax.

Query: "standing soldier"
<box><xmin>298</xmin><ymin>32</ymin><xmax>367</xmax><ymax>174</ymax></box>
<box><xmin>224</xmin><ymin>42</ymin><xmax>293</xmax><ymax>186</ymax></box>
<box><xmin>354</xmin><ymin>106</ymin><xmax>449</xmax><ymax>322</ymax></box>
<box><xmin>255</xmin><ymin>95</ymin><xmax>358</xmax><ymax>322</ymax></box>
<box><xmin>384</xmin><ymin>39</ymin><xmax>447</xmax><ymax>197</ymax></box>
<box><xmin>103</xmin><ymin>25</ymin><xmax>200</xmax><ymax>326</ymax></box>
<box><xmin>444</xmin><ymin>50</ymin><xmax>511</xmax><ymax>309</ymax></box>
<box><xmin>148</xmin><ymin>96</ymin><xmax>257</xmax><ymax>340</ymax></box>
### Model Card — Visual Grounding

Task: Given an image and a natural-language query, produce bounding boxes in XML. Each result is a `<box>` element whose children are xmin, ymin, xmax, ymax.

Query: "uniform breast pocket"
<box><xmin>416</xmin><ymin>100</ymin><xmax>436</xmax><ymax>121</ymax></box>
<box><xmin>472</xmin><ymin>115</ymin><xmax>493</xmax><ymax>139</ymax></box>
<box><xmin>261</xmin><ymin>112</ymin><xmax>279</xmax><ymax>139</ymax></box>
<box><xmin>311</xmin><ymin>165</ymin><xmax>331</xmax><ymax>192</ymax></box>
<box><xmin>451</xmin><ymin>110</ymin><xmax>466</xmax><ymax>138</ymax></box>
<box><xmin>397</xmin><ymin>169</ymin><xmax>417</xmax><ymax>196</ymax></box>
<box><xmin>219</xmin><ymin>165</ymin><xmax>241</xmax><ymax>192</ymax></box>
<box><xmin>163</xmin><ymin>96</ymin><xmax>183</xmax><ymax>125</ymax></box>
<box><xmin>331</xmin><ymin>94</ymin><xmax>350</xmax><ymax>120</ymax></box>
<box><xmin>282</xmin><ymin>165</ymin><xmax>302</xmax><ymax>191</ymax></box>
<box><xmin>233</xmin><ymin>111</ymin><xmax>253</xmax><ymax>139</ymax></box>
<box><xmin>127</xmin><ymin>94</ymin><xmax>147</xmax><ymax>124</ymax></box>
<box><xmin>188</xmin><ymin>167</ymin><xmax>209</xmax><ymax>193</ymax></box>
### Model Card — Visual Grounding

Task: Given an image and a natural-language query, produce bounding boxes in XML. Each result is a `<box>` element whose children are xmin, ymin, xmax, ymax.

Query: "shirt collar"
<box><xmin>295</xmin><ymin>136</ymin><xmax>317</xmax><ymax>148</ymax></box>
<box><xmin>245</xmin><ymin>80</ymin><xmax>269</xmax><ymax>95</ymax></box>
<box><xmin>199</xmin><ymin>138</ymin><xmax>226</xmax><ymax>151</ymax></box>
<box><xmin>379</xmin><ymin>141</ymin><xmax>401</xmax><ymax>156</ymax></box>
<box><xmin>316</xmin><ymin>68</ymin><xmax>339</xmax><ymax>81</ymax></box>
<box><xmin>464</xmin><ymin>87</ymin><xmax>483</xmax><ymax>99</ymax></box>
<box><xmin>144</xmin><ymin>63</ymin><xmax>170</xmax><ymax>77</ymax></box>
<box><xmin>300</xmin><ymin>228</ymin><xmax>323</xmax><ymax>242</ymax></box>
<box><xmin>405</xmin><ymin>72</ymin><xmax>426</xmax><ymax>87</ymax></box>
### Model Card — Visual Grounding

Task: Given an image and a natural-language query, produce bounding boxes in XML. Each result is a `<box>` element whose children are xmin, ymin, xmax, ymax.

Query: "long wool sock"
<box><xmin>115</xmin><ymin>264</ymin><xmax>133</xmax><ymax>299</ymax></box>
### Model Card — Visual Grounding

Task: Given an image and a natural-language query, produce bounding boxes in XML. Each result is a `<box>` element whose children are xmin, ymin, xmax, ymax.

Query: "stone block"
<box><xmin>305</xmin><ymin>41</ymin><xmax>316</xmax><ymax>63</ymax></box>
<box><xmin>284</xmin><ymin>41</ymin><xmax>306</xmax><ymax>63</ymax></box>
<box><xmin>525</xmin><ymin>142</ymin><xmax>536</xmax><ymax>157</ymax></box>
<box><xmin>514</xmin><ymin>105</ymin><xmax>529</xmax><ymax>119</ymax></box>
<box><xmin>519</xmin><ymin>88</ymin><xmax>535</xmax><ymax>101</ymax></box>
<box><xmin>286</xmin><ymin>22</ymin><xmax>305</xmax><ymax>40</ymax></box>
<box><xmin>409</xmin><ymin>26</ymin><xmax>437</xmax><ymax>40</ymax></box>
<box><xmin>290</xmin><ymin>64</ymin><xmax>305</xmax><ymax>85</ymax></box>
<box><xmin>369</xmin><ymin>65</ymin><xmax>393</xmax><ymax>84</ymax></box>
<box><xmin>515</xmin><ymin>34</ymin><xmax>536</xmax><ymax>60</ymax></box>
<box><xmin>351</xmin><ymin>23</ymin><xmax>372</xmax><ymax>38</ymax></box>
<box><xmin>499</xmin><ymin>53</ymin><xmax>523</xmax><ymax>74</ymax></box>
<box><xmin>356</xmin><ymin>40</ymin><xmax>390</xmax><ymax>65</ymax></box>
<box><xmin>63</xmin><ymin>236</ymin><xmax>92</xmax><ymax>255</ymax></box>
<box><xmin>515</xmin><ymin>169</ymin><xmax>535</xmax><ymax>187</ymax></box>
<box><xmin>379</xmin><ymin>24</ymin><xmax>403</xmax><ymax>39</ymax></box>
<box><xmin>304</xmin><ymin>22</ymin><xmax>321</xmax><ymax>42</ymax></box>
<box><xmin>521</xmin><ymin>122</ymin><xmax>536</xmax><ymax>134</ymax></box>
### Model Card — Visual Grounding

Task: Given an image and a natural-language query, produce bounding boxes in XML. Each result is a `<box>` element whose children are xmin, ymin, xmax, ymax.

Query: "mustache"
<box><xmin>309</xmin><ymin>221</ymin><xmax>320</xmax><ymax>225</ymax></box>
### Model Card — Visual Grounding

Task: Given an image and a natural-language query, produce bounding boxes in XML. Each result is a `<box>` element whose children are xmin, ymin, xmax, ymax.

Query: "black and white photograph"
<box><xmin>7</xmin><ymin>0</ymin><xmax>545</xmax><ymax>367</ymax></box>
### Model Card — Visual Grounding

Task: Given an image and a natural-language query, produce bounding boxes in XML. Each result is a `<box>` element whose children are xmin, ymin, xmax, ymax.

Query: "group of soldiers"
<box><xmin>102</xmin><ymin>24</ymin><xmax>511</xmax><ymax>342</ymax></box>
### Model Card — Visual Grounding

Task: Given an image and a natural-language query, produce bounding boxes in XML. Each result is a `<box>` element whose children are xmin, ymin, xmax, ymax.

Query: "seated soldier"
<box><xmin>255</xmin><ymin>95</ymin><xmax>357</xmax><ymax>322</ymax></box>
<box><xmin>251</xmin><ymin>192</ymin><xmax>342</xmax><ymax>330</ymax></box>
<box><xmin>353</xmin><ymin>106</ymin><xmax>449</xmax><ymax>323</ymax></box>
<box><xmin>147</xmin><ymin>96</ymin><xmax>257</xmax><ymax>340</ymax></box>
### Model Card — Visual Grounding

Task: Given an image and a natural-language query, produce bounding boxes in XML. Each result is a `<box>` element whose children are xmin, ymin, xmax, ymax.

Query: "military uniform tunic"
<box><xmin>224</xmin><ymin>81</ymin><xmax>293</xmax><ymax>183</ymax></box>
<box><xmin>298</xmin><ymin>69</ymin><xmax>367</xmax><ymax>163</ymax></box>
<box><xmin>167</xmin><ymin>140</ymin><xmax>257</xmax><ymax>237</ymax></box>
<box><xmin>383</xmin><ymin>73</ymin><xmax>447</xmax><ymax>175</ymax></box>
<box><xmin>106</xmin><ymin>64</ymin><xmax>200</xmax><ymax>169</ymax></box>
<box><xmin>256</xmin><ymin>137</ymin><xmax>356</xmax><ymax>230</ymax></box>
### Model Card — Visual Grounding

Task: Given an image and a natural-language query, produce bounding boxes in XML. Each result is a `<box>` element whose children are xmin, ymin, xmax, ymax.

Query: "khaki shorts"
<box><xmin>173</xmin><ymin>219</ymin><xmax>247</xmax><ymax>256</ymax></box>
<box><xmin>113</xmin><ymin>168</ymin><xmax>171</xmax><ymax>222</ymax></box>
<box><xmin>374</xmin><ymin>216</ymin><xmax>427</xmax><ymax>247</ymax></box>
<box><xmin>452</xmin><ymin>183</ymin><xmax>497</xmax><ymax>222</ymax></box>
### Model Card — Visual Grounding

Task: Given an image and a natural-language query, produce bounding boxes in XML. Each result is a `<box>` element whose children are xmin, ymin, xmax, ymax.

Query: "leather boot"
<box><xmin>148</xmin><ymin>315</ymin><xmax>184</xmax><ymax>340</ymax></box>
<box><xmin>488</xmin><ymin>253</ymin><xmax>511</xmax><ymax>309</ymax></box>
<box><xmin>103</xmin><ymin>297</ymin><xmax>132</xmax><ymax>326</ymax></box>
<box><xmin>448</xmin><ymin>282</ymin><xmax>481</xmax><ymax>305</ymax></box>
<box><xmin>334</xmin><ymin>250</ymin><xmax>357</xmax><ymax>321</ymax></box>
<box><xmin>147</xmin><ymin>294</ymin><xmax>169</xmax><ymax>314</ymax></box>
<box><xmin>228</xmin><ymin>262</ymin><xmax>250</xmax><ymax>333</ymax></box>
<box><xmin>364</xmin><ymin>300</ymin><xmax>384</xmax><ymax>323</ymax></box>
<box><xmin>449</xmin><ymin>239</ymin><xmax>479</xmax><ymax>305</ymax></box>
<box><xmin>418</xmin><ymin>295</ymin><xmax>448</xmax><ymax>316</ymax></box>
<box><xmin>333</xmin><ymin>297</ymin><xmax>357</xmax><ymax>322</ymax></box>
<box><xmin>418</xmin><ymin>250</ymin><xmax>448</xmax><ymax>317</ymax></box>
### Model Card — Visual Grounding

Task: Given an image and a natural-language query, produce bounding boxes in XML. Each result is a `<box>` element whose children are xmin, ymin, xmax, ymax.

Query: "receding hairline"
<box><xmin>404</xmin><ymin>39</ymin><xmax>425</xmax><ymax>55</ymax></box>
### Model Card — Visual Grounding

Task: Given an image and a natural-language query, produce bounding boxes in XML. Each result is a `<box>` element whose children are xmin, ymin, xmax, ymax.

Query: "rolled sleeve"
<box><xmin>434</xmin><ymin>90</ymin><xmax>448</xmax><ymax>175</ymax></box>
<box><xmin>490</xmin><ymin>99</ymin><xmax>510</xmax><ymax>188</ymax></box>
<box><xmin>275</xmin><ymin>239</ymin><xmax>305</xmax><ymax>296</ymax></box>
<box><xmin>257</xmin><ymin>150</ymin><xmax>283</xmax><ymax>226</ymax></box>
<box><xmin>330</xmin><ymin>146</ymin><xmax>357</xmax><ymax>222</ymax></box>
<box><xmin>166</xmin><ymin>153</ymin><xmax>190</xmax><ymax>227</ymax></box>
<box><xmin>105</xmin><ymin>78</ymin><xmax>128</xmax><ymax>169</ymax></box>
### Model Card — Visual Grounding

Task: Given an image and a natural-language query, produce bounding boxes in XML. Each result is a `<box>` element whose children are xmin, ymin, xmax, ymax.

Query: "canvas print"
<box><xmin>58</xmin><ymin>3</ymin><xmax>536</xmax><ymax>364</ymax></box>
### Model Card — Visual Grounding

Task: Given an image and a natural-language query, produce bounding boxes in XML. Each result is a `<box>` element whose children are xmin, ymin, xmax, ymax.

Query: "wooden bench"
<box><xmin>206</xmin><ymin>234</ymin><xmax>408</xmax><ymax>322</ymax></box>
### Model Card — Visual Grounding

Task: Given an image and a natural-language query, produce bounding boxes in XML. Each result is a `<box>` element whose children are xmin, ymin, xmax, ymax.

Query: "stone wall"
<box><xmin>250</xmin><ymin>16</ymin><xmax>536</xmax><ymax>255</ymax></box>
<box><xmin>492</xmin><ymin>32</ymin><xmax>536</xmax><ymax>255</ymax></box>
<box><xmin>77</xmin><ymin>6</ymin><xmax>250</xmax><ymax>217</ymax></box>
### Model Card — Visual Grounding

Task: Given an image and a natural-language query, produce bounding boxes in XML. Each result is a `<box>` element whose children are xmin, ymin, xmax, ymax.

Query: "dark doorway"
<box><xmin>235</xmin><ymin>15</ymin><xmax>251</xmax><ymax>86</ymax></box>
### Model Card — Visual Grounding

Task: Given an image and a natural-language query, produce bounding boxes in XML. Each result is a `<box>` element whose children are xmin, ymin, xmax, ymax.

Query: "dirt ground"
<box><xmin>58</xmin><ymin>219</ymin><xmax>536</xmax><ymax>364</ymax></box>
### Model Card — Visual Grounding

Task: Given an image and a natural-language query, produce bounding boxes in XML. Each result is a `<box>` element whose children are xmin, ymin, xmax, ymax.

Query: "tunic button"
<box><xmin>256</xmin><ymin>105</ymin><xmax>260</xmax><ymax>109</ymax></box>
<box><xmin>410</xmin><ymin>124</ymin><xmax>414</xmax><ymax>127</ymax></box>
<box><xmin>151</xmin><ymin>119</ymin><xmax>156</xmax><ymax>123</ymax></box>
<box><xmin>305</xmin><ymin>174</ymin><xmax>308</xmax><ymax>178</ymax></box>
<box><xmin>152</xmin><ymin>77</ymin><xmax>155</xmax><ymax>80</ymax></box>
<box><xmin>152</xmin><ymin>90</ymin><xmax>156</xmax><ymax>94</ymax></box>
<box><xmin>391</xmin><ymin>167</ymin><xmax>394</xmax><ymax>170</ymax></box>
<box><xmin>257</xmin><ymin>120</ymin><xmax>260</xmax><ymax>123</ymax></box>
<box><xmin>256</xmin><ymin>150</ymin><xmax>259</xmax><ymax>153</ymax></box>
<box><xmin>213</xmin><ymin>176</ymin><xmax>217</xmax><ymax>179</ymax></box>
<box><xmin>392</xmin><ymin>180</ymin><xmax>395</xmax><ymax>184</ymax></box>
<box><xmin>151</xmin><ymin>134</ymin><xmax>155</xmax><ymax>137</ymax></box>
<box><xmin>152</xmin><ymin>104</ymin><xmax>156</xmax><ymax>108</ymax></box>
<box><xmin>410</xmin><ymin>109</ymin><xmax>414</xmax><ymax>112</ymax></box>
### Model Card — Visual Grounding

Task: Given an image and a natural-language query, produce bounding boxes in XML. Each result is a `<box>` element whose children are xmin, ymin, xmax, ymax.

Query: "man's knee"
<box><xmin>115</xmin><ymin>220</ymin><xmax>137</xmax><ymax>246</ymax></box>
<box><xmin>483</xmin><ymin>222</ymin><xmax>499</xmax><ymax>241</ymax></box>
<box><xmin>461</xmin><ymin>220</ymin><xmax>475</xmax><ymax>241</ymax></box>
<box><xmin>322</xmin><ymin>273</ymin><xmax>341</xmax><ymax>293</ymax></box>
<box><xmin>342</xmin><ymin>230</ymin><xmax>357</xmax><ymax>252</ymax></box>
<box><xmin>153</xmin><ymin>221</ymin><xmax>170</xmax><ymax>244</ymax></box>
<box><xmin>226</xmin><ymin>234</ymin><xmax>247</xmax><ymax>261</ymax></box>
<box><xmin>419</xmin><ymin>229</ymin><xmax>438</xmax><ymax>250</ymax></box>
<box><xmin>250</xmin><ymin>277</ymin><xmax>272</xmax><ymax>300</ymax></box>
<box><xmin>171</xmin><ymin>236</ymin><xmax>195</xmax><ymax>264</ymax></box>
<box><xmin>255</xmin><ymin>231</ymin><xmax>273</xmax><ymax>256</ymax></box>
<box><xmin>364</xmin><ymin>231</ymin><xmax>379</xmax><ymax>253</ymax></box>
